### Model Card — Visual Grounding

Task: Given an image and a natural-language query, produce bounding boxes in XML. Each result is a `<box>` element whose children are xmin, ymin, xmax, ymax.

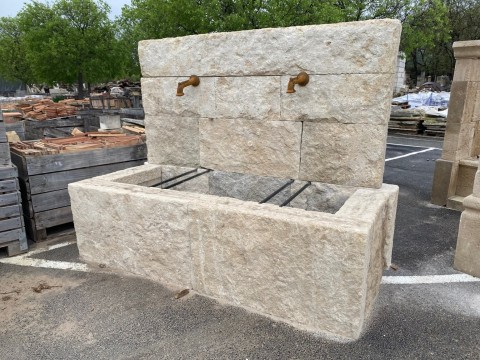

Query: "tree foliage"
<box><xmin>0</xmin><ymin>16</ymin><xmax>34</xmax><ymax>85</ymax></box>
<box><xmin>16</xmin><ymin>0</ymin><xmax>123</xmax><ymax>97</ymax></box>
<box><xmin>0</xmin><ymin>0</ymin><xmax>479</xmax><ymax>89</ymax></box>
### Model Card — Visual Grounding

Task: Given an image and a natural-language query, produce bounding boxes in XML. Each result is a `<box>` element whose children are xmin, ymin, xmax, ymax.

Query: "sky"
<box><xmin>0</xmin><ymin>0</ymin><xmax>132</xmax><ymax>19</ymax></box>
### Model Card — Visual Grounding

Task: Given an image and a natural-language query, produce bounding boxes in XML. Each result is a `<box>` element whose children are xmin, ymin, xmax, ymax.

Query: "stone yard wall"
<box><xmin>139</xmin><ymin>19</ymin><xmax>402</xmax><ymax>188</ymax></box>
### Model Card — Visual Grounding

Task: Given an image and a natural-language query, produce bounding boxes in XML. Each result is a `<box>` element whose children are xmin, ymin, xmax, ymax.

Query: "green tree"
<box><xmin>18</xmin><ymin>0</ymin><xmax>123</xmax><ymax>98</ymax></box>
<box><xmin>0</xmin><ymin>16</ymin><xmax>34</xmax><ymax>87</ymax></box>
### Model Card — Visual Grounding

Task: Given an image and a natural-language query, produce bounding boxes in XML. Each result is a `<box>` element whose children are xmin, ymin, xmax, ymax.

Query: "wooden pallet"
<box><xmin>11</xmin><ymin>142</ymin><xmax>147</xmax><ymax>242</ymax></box>
<box><xmin>0</xmin><ymin>166</ymin><xmax>28</xmax><ymax>255</ymax></box>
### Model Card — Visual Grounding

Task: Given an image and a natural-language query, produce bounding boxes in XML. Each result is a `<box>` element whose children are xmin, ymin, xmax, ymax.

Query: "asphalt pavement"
<box><xmin>0</xmin><ymin>134</ymin><xmax>479</xmax><ymax>359</ymax></box>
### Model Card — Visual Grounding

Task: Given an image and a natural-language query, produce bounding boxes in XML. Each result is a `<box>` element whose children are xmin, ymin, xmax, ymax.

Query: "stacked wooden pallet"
<box><xmin>0</xmin><ymin>111</ymin><xmax>28</xmax><ymax>256</ymax></box>
<box><xmin>10</xmin><ymin>134</ymin><xmax>147</xmax><ymax>242</ymax></box>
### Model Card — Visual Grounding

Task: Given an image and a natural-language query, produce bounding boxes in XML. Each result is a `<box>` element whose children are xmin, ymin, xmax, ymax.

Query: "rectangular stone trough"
<box><xmin>69</xmin><ymin>165</ymin><xmax>398</xmax><ymax>340</ymax></box>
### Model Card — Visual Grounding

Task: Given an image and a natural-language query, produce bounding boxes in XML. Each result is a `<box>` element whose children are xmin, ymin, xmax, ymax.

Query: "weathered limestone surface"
<box><xmin>199</xmin><ymin>118</ymin><xmax>302</xmax><ymax>179</ymax></box>
<box><xmin>145</xmin><ymin>116</ymin><xmax>199</xmax><ymax>167</ymax></box>
<box><xmin>94</xmin><ymin>164</ymin><xmax>161</xmax><ymax>186</ymax></box>
<box><xmin>69</xmin><ymin>170</ymin><xmax>399</xmax><ymax>340</ymax></box>
<box><xmin>209</xmin><ymin>171</ymin><xmax>291</xmax><ymax>205</ymax></box>
<box><xmin>432</xmin><ymin>40</ymin><xmax>480</xmax><ymax>207</ymax></box>
<box><xmin>69</xmin><ymin>179</ymin><xmax>193</xmax><ymax>288</ymax></box>
<box><xmin>141</xmin><ymin>77</ymin><xmax>215</xmax><ymax>117</ymax></box>
<box><xmin>280</xmin><ymin>74</ymin><xmax>393</xmax><ymax>125</ymax></box>
<box><xmin>289</xmin><ymin>181</ymin><xmax>356</xmax><ymax>214</ymax></box>
<box><xmin>454</xmin><ymin>160</ymin><xmax>480</xmax><ymax>278</ymax></box>
<box><xmin>299</xmin><ymin>123</ymin><xmax>387</xmax><ymax>188</ymax></box>
<box><xmin>139</xmin><ymin>20</ymin><xmax>401</xmax><ymax>77</ymax></box>
<box><xmin>215</xmin><ymin>77</ymin><xmax>281</xmax><ymax>121</ymax></box>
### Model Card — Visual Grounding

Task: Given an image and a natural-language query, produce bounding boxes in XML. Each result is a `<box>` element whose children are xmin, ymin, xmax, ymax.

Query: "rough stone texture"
<box><xmin>454</xmin><ymin>195</ymin><xmax>480</xmax><ymax>278</ymax></box>
<box><xmin>299</xmin><ymin>123</ymin><xmax>387</xmax><ymax>188</ymax></box>
<box><xmin>141</xmin><ymin>77</ymin><xmax>215</xmax><ymax>117</ymax></box>
<box><xmin>288</xmin><ymin>181</ymin><xmax>356</xmax><ymax>214</ymax></box>
<box><xmin>199</xmin><ymin>118</ymin><xmax>302</xmax><ymax>179</ymax></box>
<box><xmin>69</xmin><ymin>170</ymin><xmax>399</xmax><ymax>340</ymax></box>
<box><xmin>280</xmin><ymin>74</ymin><xmax>393</xmax><ymax>125</ymax></box>
<box><xmin>94</xmin><ymin>164</ymin><xmax>161</xmax><ymax>186</ymax></box>
<box><xmin>145</xmin><ymin>116</ymin><xmax>199</xmax><ymax>167</ymax></box>
<box><xmin>453</xmin><ymin>40</ymin><xmax>480</xmax><ymax>61</ymax></box>
<box><xmin>209</xmin><ymin>171</ymin><xmax>291</xmax><ymax>205</ymax></box>
<box><xmin>69</xmin><ymin>180</ymin><xmax>193</xmax><ymax>289</ymax></box>
<box><xmin>139</xmin><ymin>20</ymin><xmax>401</xmax><ymax>77</ymax></box>
<box><xmin>215</xmin><ymin>77</ymin><xmax>281</xmax><ymax>121</ymax></box>
<box><xmin>431</xmin><ymin>159</ymin><xmax>454</xmax><ymax>206</ymax></box>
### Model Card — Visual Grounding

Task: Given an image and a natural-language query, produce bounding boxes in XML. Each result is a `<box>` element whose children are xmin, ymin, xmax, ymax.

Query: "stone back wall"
<box><xmin>139</xmin><ymin>19</ymin><xmax>401</xmax><ymax>188</ymax></box>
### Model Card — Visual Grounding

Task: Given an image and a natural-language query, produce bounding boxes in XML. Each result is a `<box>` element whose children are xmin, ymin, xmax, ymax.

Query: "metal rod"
<box><xmin>163</xmin><ymin>169</ymin><xmax>212</xmax><ymax>189</ymax></box>
<box><xmin>259</xmin><ymin>179</ymin><xmax>294</xmax><ymax>204</ymax></box>
<box><xmin>280</xmin><ymin>182</ymin><xmax>311</xmax><ymax>207</ymax></box>
<box><xmin>150</xmin><ymin>169</ymin><xmax>198</xmax><ymax>188</ymax></box>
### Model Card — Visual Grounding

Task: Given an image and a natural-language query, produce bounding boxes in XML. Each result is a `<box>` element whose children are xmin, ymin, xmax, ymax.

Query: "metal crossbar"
<box><xmin>258</xmin><ymin>179</ymin><xmax>294</xmax><ymax>204</ymax></box>
<box><xmin>280</xmin><ymin>182</ymin><xmax>311</xmax><ymax>207</ymax></box>
<box><xmin>163</xmin><ymin>169</ymin><xmax>212</xmax><ymax>189</ymax></box>
<box><xmin>150</xmin><ymin>169</ymin><xmax>198</xmax><ymax>188</ymax></box>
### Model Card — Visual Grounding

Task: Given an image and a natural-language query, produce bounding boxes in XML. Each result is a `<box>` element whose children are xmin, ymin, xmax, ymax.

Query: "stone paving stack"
<box><xmin>0</xmin><ymin>111</ymin><xmax>28</xmax><ymax>256</ymax></box>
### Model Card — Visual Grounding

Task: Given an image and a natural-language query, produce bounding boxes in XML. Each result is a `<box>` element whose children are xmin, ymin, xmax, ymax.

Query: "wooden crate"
<box><xmin>24</xmin><ymin>116</ymin><xmax>86</xmax><ymax>140</ymax></box>
<box><xmin>0</xmin><ymin>166</ymin><xmax>28</xmax><ymax>256</ymax></box>
<box><xmin>11</xmin><ymin>143</ymin><xmax>147</xmax><ymax>242</ymax></box>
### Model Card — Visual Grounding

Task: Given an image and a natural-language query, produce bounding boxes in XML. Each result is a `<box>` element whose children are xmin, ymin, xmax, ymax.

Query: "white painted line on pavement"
<box><xmin>385</xmin><ymin>147</ymin><xmax>436</xmax><ymax>162</ymax></box>
<box><xmin>387</xmin><ymin>143</ymin><xmax>442</xmax><ymax>150</ymax></box>
<box><xmin>0</xmin><ymin>256</ymin><xmax>89</xmax><ymax>272</ymax></box>
<box><xmin>382</xmin><ymin>274</ymin><xmax>480</xmax><ymax>284</ymax></box>
<box><xmin>0</xmin><ymin>240</ymin><xmax>90</xmax><ymax>272</ymax></box>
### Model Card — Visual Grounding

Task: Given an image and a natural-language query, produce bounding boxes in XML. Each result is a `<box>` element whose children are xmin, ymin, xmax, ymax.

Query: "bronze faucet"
<box><xmin>287</xmin><ymin>72</ymin><xmax>309</xmax><ymax>93</ymax></box>
<box><xmin>176</xmin><ymin>75</ymin><xmax>200</xmax><ymax>96</ymax></box>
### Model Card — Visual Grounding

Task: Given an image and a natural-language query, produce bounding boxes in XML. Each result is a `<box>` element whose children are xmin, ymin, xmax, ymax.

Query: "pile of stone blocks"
<box><xmin>431</xmin><ymin>40</ymin><xmax>480</xmax><ymax>210</ymax></box>
<box><xmin>0</xmin><ymin>111</ymin><xmax>28</xmax><ymax>256</ymax></box>
<box><xmin>69</xmin><ymin>19</ymin><xmax>401</xmax><ymax>340</ymax></box>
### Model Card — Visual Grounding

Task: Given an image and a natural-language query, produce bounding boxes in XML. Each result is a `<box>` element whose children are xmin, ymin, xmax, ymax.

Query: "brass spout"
<box><xmin>287</xmin><ymin>72</ymin><xmax>309</xmax><ymax>93</ymax></box>
<box><xmin>176</xmin><ymin>75</ymin><xmax>200</xmax><ymax>96</ymax></box>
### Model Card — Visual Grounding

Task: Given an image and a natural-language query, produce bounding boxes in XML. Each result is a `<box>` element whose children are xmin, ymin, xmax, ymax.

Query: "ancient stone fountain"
<box><xmin>69</xmin><ymin>19</ymin><xmax>401</xmax><ymax>340</ymax></box>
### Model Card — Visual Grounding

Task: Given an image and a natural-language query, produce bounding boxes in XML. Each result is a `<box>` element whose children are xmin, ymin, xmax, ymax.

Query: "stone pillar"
<box><xmin>454</xmin><ymin>160</ymin><xmax>480</xmax><ymax>277</ymax></box>
<box><xmin>431</xmin><ymin>40</ymin><xmax>480</xmax><ymax>209</ymax></box>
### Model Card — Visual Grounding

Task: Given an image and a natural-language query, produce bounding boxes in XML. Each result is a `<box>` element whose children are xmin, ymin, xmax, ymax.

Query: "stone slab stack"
<box><xmin>0</xmin><ymin>111</ymin><xmax>28</xmax><ymax>256</ymax></box>
<box><xmin>69</xmin><ymin>20</ymin><xmax>401</xmax><ymax>341</ymax></box>
<box><xmin>431</xmin><ymin>40</ymin><xmax>480</xmax><ymax>210</ymax></box>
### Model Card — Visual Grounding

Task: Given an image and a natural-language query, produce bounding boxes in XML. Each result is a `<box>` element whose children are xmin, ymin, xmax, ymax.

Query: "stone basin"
<box><xmin>69</xmin><ymin>164</ymin><xmax>398</xmax><ymax>340</ymax></box>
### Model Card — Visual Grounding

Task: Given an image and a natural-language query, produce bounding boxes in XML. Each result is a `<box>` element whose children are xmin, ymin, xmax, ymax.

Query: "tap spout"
<box><xmin>286</xmin><ymin>72</ymin><xmax>309</xmax><ymax>93</ymax></box>
<box><xmin>176</xmin><ymin>75</ymin><xmax>200</xmax><ymax>96</ymax></box>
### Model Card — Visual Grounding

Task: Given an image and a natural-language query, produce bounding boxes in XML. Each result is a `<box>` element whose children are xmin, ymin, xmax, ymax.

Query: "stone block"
<box><xmin>473</xmin><ymin>164</ymin><xmax>480</xmax><ymax>196</ymax></box>
<box><xmin>288</xmin><ymin>181</ymin><xmax>356</xmax><ymax>214</ymax></box>
<box><xmin>453</xmin><ymin>40</ymin><xmax>480</xmax><ymax>60</ymax></box>
<box><xmin>454</xmin><ymin>195</ymin><xmax>480</xmax><ymax>277</ymax></box>
<box><xmin>94</xmin><ymin>164</ymin><xmax>162</xmax><ymax>187</ymax></box>
<box><xmin>455</xmin><ymin>163</ymin><xmax>477</xmax><ymax>197</ymax></box>
<box><xmin>209</xmin><ymin>171</ymin><xmax>291</xmax><ymax>205</ymax></box>
<box><xmin>139</xmin><ymin>20</ymin><xmax>401</xmax><ymax>77</ymax></box>
<box><xmin>280</xmin><ymin>74</ymin><xmax>393</xmax><ymax>125</ymax></box>
<box><xmin>299</xmin><ymin>123</ymin><xmax>387</xmax><ymax>188</ymax></box>
<box><xmin>69</xmin><ymin>180</ymin><xmax>194</xmax><ymax>288</ymax></box>
<box><xmin>215</xmin><ymin>77</ymin><xmax>281</xmax><ymax>120</ymax></box>
<box><xmin>431</xmin><ymin>159</ymin><xmax>454</xmax><ymax>206</ymax></box>
<box><xmin>446</xmin><ymin>81</ymin><xmax>468</xmax><ymax>124</ymax></box>
<box><xmin>141</xmin><ymin>77</ymin><xmax>215</xmax><ymax>117</ymax></box>
<box><xmin>145</xmin><ymin>116</ymin><xmax>199</xmax><ymax>167</ymax></box>
<box><xmin>199</xmin><ymin>118</ymin><xmax>302</xmax><ymax>179</ymax></box>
